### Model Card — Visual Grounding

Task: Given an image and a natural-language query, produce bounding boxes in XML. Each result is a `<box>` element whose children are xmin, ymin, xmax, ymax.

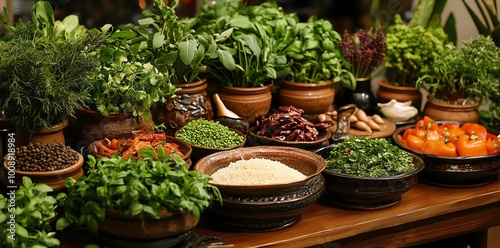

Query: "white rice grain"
<box><xmin>210</xmin><ymin>158</ymin><xmax>307</xmax><ymax>185</ymax></box>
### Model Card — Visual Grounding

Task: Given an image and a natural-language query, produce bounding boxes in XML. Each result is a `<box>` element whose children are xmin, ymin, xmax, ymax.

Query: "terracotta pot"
<box><xmin>1</xmin><ymin>153</ymin><xmax>84</xmax><ymax>192</ymax></box>
<box><xmin>278</xmin><ymin>81</ymin><xmax>335</xmax><ymax>115</ymax></box>
<box><xmin>217</xmin><ymin>84</ymin><xmax>273</xmax><ymax>124</ymax></box>
<box><xmin>423</xmin><ymin>98</ymin><xmax>480</xmax><ymax>123</ymax></box>
<box><xmin>334</xmin><ymin>77</ymin><xmax>377</xmax><ymax>115</ymax></box>
<box><xmin>71</xmin><ymin>108</ymin><xmax>154</xmax><ymax>151</ymax></box>
<box><xmin>377</xmin><ymin>79</ymin><xmax>423</xmax><ymax>111</ymax></box>
<box><xmin>99</xmin><ymin>208</ymin><xmax>199</xmax><ymax>240</ymax></box>
<box><xmin>153</xmin><ymin>78</ymin><xmax>213</xmax><ymax>136</ymax></box>
<box><xmin>16</xmin><ymin>121</ymin><xmax>67</xmax><ymax>146</ymax></box>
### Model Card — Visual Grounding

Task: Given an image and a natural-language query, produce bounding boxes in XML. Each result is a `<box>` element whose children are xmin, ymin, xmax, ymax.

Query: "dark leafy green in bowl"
<box><xmin>326</xmin><ymin>136</ymin><xmax>418</xmax><ymax>177</ymax></box>
<box><xmin>315</xmin><ymin>137</ymin><xmax>424</xmax><ymax>210</ymax></box>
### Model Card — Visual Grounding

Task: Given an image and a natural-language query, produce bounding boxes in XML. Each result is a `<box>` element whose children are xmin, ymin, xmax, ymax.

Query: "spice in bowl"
<box><xmin>176</xmin><ymin>119</ymin><xmax>245</xmax><ymax>149</ymax></box>
<box><xmin>14</xmin><ymin>142</ymin><xmax>80</xmax><ymax>172</ymax></box>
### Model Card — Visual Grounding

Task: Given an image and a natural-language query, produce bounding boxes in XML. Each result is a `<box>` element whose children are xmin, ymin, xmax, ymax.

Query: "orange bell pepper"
<box><xmin>445</xmin><ymin>127</ymin><xmax>466</xmax><ymax>145</ymax></box>
<box><xmin>486</xmin><ymin>133</ymin><xmax>500</xmax><ymax>154</ymax></box>
<box><xmin>423</xmin><ymin>116</ymin><xmax>439</xmax><ymax>131</ymax></box>
<box><xmin>456</xmin><ymin>135</ymin><xmax>488</xmax><ymax>157</ymax></box>
<box><xmin>421</xmin><ymin>140</ymin><xmax>457</xmax><ymax>157</ymax></box>
<box><xmin>460</xmin><ymin>123</ymin><xmax>487</xmax><ymax>140</ymax></box>
<box><xmin>405</xmin><ymin>134</ymin><xmax>425</xmax><ymax>151</ymax></box>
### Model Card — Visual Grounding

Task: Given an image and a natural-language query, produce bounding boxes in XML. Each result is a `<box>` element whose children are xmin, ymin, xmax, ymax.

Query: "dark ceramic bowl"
<box><xmin>392</xmin><ymin>123</ymin><xmax>500</xmax><ymax>187</ymax></box>
<box><xmin>176</xmin><ymin>128</ymin><xmax>247</xmax><ymax>162</ymax></box>
<box><xmin>193</xmin><ymin>146</ymin><xmax>326</xmax><ymax>231</ymax></box>
<box><xmin>315</xmin><ymin>144</ymin><xmax>424</xmax><ymax>210</ymax></box>
<box><xmin>247</xmin><ymin>127</ymin><xmax>331</xmax><ymax>150</ymax></box>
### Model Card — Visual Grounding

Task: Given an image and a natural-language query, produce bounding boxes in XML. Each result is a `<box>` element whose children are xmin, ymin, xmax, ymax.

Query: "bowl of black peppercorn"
<box><xmin>1</xmin><ymin>142</ymin><xmax>84</xmax><ymax>192</ymax></box>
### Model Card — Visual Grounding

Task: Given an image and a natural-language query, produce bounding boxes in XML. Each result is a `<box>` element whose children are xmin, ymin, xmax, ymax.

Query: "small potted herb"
<box><xmin>56</xmin><ymin>147</ymin><xmax>221</xmax><ymax>239</ymax></box>
<box><xmin>278</xmin><ymin>16</ymin><xmax>356</xmax><ymax>114</ymax></box>
<box><xmin>0</xmin><ymin>177</ymin><xmax>66</xmax><ymax>248</ymax></box>
<box><xmin>379</xmin><ymin>14</ymin><xmax>448</xmax><ymax>110</ymax></box>
<box><xmin>416</xmin><ymin>35</ymin><xmax>500</xmax><ymax>123</ymax></box>
<box><xmin>0</xmin><ymin>1</ymin><xmax>106</xmax><ymax>144</ymax></box>
<box><xmin>335</xmin><ymin>27</ymin><xmax>386</xmax><ymax>115</ymax></box>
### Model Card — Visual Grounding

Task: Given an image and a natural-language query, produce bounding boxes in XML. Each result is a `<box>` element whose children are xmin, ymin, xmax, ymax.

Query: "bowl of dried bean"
<box><xmin>248</xmin><ymin>105</ymin><xmax>331</xmax><ymax>149</ymax></box>
<box><xmin>2</xmin><ymin>142</ymin><xmax>84</xmax><ymax>192</ymax></box>
<box><xmin>175</xmin><ymin>119</ymin><xmax>247</xmax><ymax>162</ymax></box>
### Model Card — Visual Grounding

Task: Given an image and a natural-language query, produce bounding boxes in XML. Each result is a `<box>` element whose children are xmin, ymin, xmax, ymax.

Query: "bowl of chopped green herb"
<box><xmin>315</xmin><ymin>136</ymin><xmax>424</xmax><ymax>210</ymax></box>
<box><xmin>175</xmin><ymin>119</ymin><xmax>247</xmax><ymax>162</ymax></box>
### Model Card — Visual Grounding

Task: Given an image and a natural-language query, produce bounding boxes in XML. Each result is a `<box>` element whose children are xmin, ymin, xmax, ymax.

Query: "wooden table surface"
<box><xmin>195</xmin><ymin>173</ymin><xmax>500</xmax><ymax>247</ymax></box>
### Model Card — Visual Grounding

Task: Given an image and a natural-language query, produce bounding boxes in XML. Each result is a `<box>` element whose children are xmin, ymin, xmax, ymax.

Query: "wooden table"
<box><xmin>195</xmin><ymin>174</ymin><xmax>500</xmax><ymax>247</ymax></box>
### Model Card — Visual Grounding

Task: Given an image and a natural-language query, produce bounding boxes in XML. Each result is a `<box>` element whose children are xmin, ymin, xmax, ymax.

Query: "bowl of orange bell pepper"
<box><xmin>392</xmin><ymin>116</ymin><xmax>500</xmax><ymax>187</ymax></box>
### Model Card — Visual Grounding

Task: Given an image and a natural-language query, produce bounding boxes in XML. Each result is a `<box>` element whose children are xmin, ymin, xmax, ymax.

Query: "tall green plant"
<box><xmin>462</xmin><ymin>0</ymin><xmax>500</xmax><ymax>46</ymax></box>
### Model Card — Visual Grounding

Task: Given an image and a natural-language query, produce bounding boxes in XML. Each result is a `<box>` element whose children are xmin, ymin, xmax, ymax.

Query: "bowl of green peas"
<box><xmin>175</xmin><ymin>119</ymin><xmax>247</xmax><ymax>162</ymax></box>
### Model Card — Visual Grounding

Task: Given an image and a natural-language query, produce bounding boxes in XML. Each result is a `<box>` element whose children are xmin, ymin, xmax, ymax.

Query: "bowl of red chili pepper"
<box><xmin>392</xmin><ymin>116</ymin><xmax>500</xmax><ymax>187</ymax></box>
<box><xmin>88</xmin><ymin>130</ymin><xmax>192</xmax><ymax>166</ymax></box>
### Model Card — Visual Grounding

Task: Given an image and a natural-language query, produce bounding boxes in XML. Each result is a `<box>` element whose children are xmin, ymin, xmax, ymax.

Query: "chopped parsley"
<box><xmin>326</xmin><ymin>136</ymin><xmax>416</xmax><ymax>177</ymax></box>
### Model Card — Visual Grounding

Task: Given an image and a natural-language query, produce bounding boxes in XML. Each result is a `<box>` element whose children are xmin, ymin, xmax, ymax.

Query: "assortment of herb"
<box><xmin>0</xmin><ymin>0</ymin><xmax>107</xmax><ymax>134</ymax></box>
<box><xmin>176</xmin><ymin>119</ymin><xmax>245</xmax><ymax>148</ymax></box>
<box><xmin>0</xmin><ymin>177</ymin><xmax>67</xmax><ymax>248</ymax></box>
<box><xmin>384</xmin><ymin>14</ymin><xmax>448</xmax><ymax>87</ymax></box>
<box><xmin>340</xmin><ymin>28</ymin><xmax>386</xmax><ymax>79</ymax></box>
<box><xmin>325</xmin><ymin>136</ymin><xmax>417</xmax><ymax>177</ymax></box>
<box><xmin>56</xmin><ymin>147</ymin><xmax>221</xmax><ymax>233</ymax></box>
<box><xmin>416</xmin><ymin>35</ymin><xmax>500</xmax><ymax>104</ymax></box>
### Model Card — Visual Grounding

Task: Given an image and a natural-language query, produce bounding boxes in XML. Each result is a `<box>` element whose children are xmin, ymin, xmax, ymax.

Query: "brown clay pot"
<box><xmin>16</xmin><ymin>121</ymin><xmax>67</xmax><ymax>146</ymax></box>
<box><xmin>1</xmin><ymin>153</ymin><xmax>84</xmax><ymax>192</ymax></box>
<box><xmin>377</xmin><ymin>79</ymin><xmax>423</xmax><ymax>111</ymax></box>
<box><xmin>278</xmin><ymin>81</ymin><xmax>335</xmax><ymax>115</ymax></box>
<box><xmin>423</xmin><ymin>98</ymin><xmax>480</xmax><ymax>123</ymax></box>
<box><xmin>71</xmin><ymin>108</ymin><xmax>154</xmax><ymax>151</ymax></box>
<box><xmin>153</xmin><ymin>78</ymin><xmax>213</xmax><ymax>136</ymax></box>
<box><xmin>99</xmin><ymin>208</ymin><xmax>199</xmax><ymax>240</ymax></box>
<box><xmin>217</xmin><ymin>84</ymin><xmax>273</xmax><ymax>124</ymax></box>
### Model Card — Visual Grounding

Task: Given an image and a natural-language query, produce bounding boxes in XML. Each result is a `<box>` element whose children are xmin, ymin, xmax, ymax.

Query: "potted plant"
<box><xmin>416</xmin><ymin>35</ymin><xmax>500</xmax><ymax>123</ymax></box>
<box><xmin>193</xmin><ymin>1</ymin><xmax>293</xmax><ymax>123</ymax></box>
<box><xmin>334</xmin><ymin>27</ymin><xmax>386</xmax><ymax>115</ymax></box>
<box><xmin>56</xmin><ymin>147</ymin><xmax>222</xmax><ymax>240</ymax></box>
<box><xmin>0</xmin><ymin>177</ymin><xmax>66</xmax><ymax>248</ymax></box>
<box><xmin>378</xmin><ymin>14</ymin><xmax>448</xmax><ymax>111</ymax></box>
<box><xmin>0</xmin><ymin>1</ymin><xmax>106</xmax><ymax>146</ymax></box>
<box><xmin>278</xmin><ymin>16</ymin><xmax>356</xmax><ymax>115</ymax></box>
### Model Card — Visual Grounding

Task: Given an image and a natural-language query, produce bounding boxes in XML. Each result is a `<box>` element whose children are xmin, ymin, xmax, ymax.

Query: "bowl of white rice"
<box><xmin>193</xmin><ymin>146</ymin><xmax>326</xmax><ymax>231</ymax></box>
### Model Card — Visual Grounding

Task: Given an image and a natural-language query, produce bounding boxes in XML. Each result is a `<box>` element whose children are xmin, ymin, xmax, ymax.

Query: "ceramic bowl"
<box><xmin>247</xmin><ymin>127</ymin><xmax>331</xmax><ymax>150</ymax></box>
<box><xmin>315</xmin><ymin>144</ymin><xmax>424</xmax><ymax>210</ymax></box>
<box><xmin>392</xmin><ymin>124</ymin><xmax>500</xmax><ymax>187</ymax></box>
<box><xmin>2</xmin><ymin>153</ymin><xmax>84</xmax><ymax>192</ymax></box>
<box><xmin>193</xmin><ymin>146</ymin><xmax>326</xmax><ymax>231</ymax></box>
<box><xmin>175</xmin><ymin>128</ymin><xmax>246</xmax><ymax>162</ymax></box>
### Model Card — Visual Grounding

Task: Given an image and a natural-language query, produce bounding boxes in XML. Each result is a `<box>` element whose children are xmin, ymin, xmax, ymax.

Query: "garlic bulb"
<box><xmin>377</xmin><ymin>99</ymin><xmax>418</xmax><ymax>122</ymax></box>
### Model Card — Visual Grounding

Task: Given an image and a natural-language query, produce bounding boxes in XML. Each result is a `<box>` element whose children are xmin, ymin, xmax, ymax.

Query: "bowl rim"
<box><xmin>321</xmin><ymin>153</ymin><xmax>425</xmax><ymax>180</ymax></box>
<box><xmin>193</xmin><ymin>146</ymin><xmax>327</xmax><ymax>189</ymax></box>
<box><xmin>392</xmin><ymin>122</ymin><xmax>500</xmax><ymax>160</ymax></box>
<box><xmin>248</xmin><ymin>127</ymin><xmax>332</xmax><ymax>146</ymax></box>
<box><xmin>175</xmin><ymin>128</ymin><xmax>247</xmax><ymax>150</ymax></box>
<box><xmin>3</xmin><ymin>153</ymin><xmax>84</xmax><ymax>176</ymax></box>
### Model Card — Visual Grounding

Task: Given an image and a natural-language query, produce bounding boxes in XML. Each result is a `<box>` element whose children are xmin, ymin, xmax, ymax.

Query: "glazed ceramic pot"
<box><xmin>334</xmin><ymin>77</ymin><xmax>377</xmax><ymax>115</ymax></box>
<box><xmin>377</xmin><ymin>79</ymin><xmax>423</xmax><ymax>111</ymax></box>
<box><xmin>98</xmin><ymin>208</ymin><xmax>199</xmax><ymax>240</ymax></box>
<box><xmin>423</xmin><ymin>98</ymin><xmax>480</xmax><ymax>123</ymax></box>
<box><xmin>70</xmin><ymin>108</ymin><xmax>154</xmax><ymax>151</ymax></box>
<box><xmin>1</xmin><ymin>153</ymin><xmax>84</xmax><ymax>192</ymax></box>
<box><xmin>16</xmin><ymin>121</ymin><xmax>67</xmax><ymax>146</ymax></box>
<box><xmin>153</xmin><ymin>78</ymin><xmax>214</xmax><ymax>136</ymax></box>
<box><xmin>217</xmin><ymin>84</ymin><xmax>273</xmax><ymax>124</ymax></box>
<box><xmin>278</xmin><ymin>80</ymin><xmax>335</xmax><ymax>115</ymax></box>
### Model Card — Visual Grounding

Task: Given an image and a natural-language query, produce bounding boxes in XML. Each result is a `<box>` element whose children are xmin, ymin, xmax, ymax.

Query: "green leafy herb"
<box><xmin>325</xmin><ymin>136</ymin><xmax>416</xmax><ymax>177</ymax></box>
<box><xmin>0</xmin><ymin>177</ymin><xmax>66</xmax><ymax>248</ymax></box>
<box><xmin>56</xmin><ymin>146</ymin><xmax>221</xmax><ymax>233</ymax></box>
